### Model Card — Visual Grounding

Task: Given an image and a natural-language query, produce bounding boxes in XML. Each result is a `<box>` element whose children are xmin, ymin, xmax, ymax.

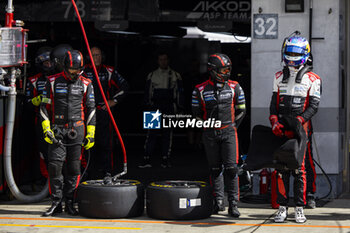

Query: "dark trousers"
<box><xmin>48</xmin><ymin>124</ymin><xmax>84</xmax><ymax>201</ymax></box>
<box><xmin>275</xmin><ymin>122</ymin><xmax>310</xmax><ymax>206</ymax></box>
<box><xmin>90</xmin><ymin>109</ymin><xmax>113</xmax><ymax>176</ymax></box>
<box><xmin>305</xmin><ymin>134</ymin><xmax>316</xmax><ymax>195</ymax></box>
<box><xmin>35</xmin><ymin>117</ymin><xmax>48</xmax><ymax>178</ymax></box>
<box><xmin>144</xmin><ymin>128</ymin><xmax>173</xmax><ymax>159</ymax></box>
<box><xmin>202</xmin><ymin>127</ymin><xmax>239</xmax><ymax>204</ymax></box>
<box><xmin>275</xmin><ymin>166</ymin><xmax>307</xmax><ymax>206</ymax></box>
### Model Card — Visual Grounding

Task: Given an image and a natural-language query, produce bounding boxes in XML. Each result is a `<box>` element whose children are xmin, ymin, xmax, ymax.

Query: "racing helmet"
<box><xmin>50</xmin><ymin>44</ymin><xmax>73</xmax><ymax>72</ymax></box>
<box><xmin>208</xmin><ymin>53</ymin><xmax>232</xmax><ymax>82</ymax></box>
<box><xmin>63</xmin><ymin>50</ymin><xmax>84</xmax><ymax>81</ymax></box>
<box><xmin>282</xmin><ymin>36</ymin><xmax>310</xmax><ymax>67</ymax></box>
<box><xmin>35</xmin><ymin>46</ymin><xmax>54</xmax><ymax>75</ymax></box>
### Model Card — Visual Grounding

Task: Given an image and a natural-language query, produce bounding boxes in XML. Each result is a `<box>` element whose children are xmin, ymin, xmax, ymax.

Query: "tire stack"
<box><xmin>77</xmin><ymin>179</ymin><xmax>213</xmax><ymax>220</ymax></box>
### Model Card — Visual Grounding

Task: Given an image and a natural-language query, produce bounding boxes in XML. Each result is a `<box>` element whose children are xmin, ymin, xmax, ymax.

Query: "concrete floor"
<box><xmin>0</xmin><ymin>198</ymin><xmax>349</xmax><ymax>233</ymax></box>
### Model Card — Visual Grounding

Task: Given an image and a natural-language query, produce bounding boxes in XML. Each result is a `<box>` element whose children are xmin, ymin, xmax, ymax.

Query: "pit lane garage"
<box><xmin>0</xmin><ymin>0</ymin><xmax>252</xmax><ymax>219</ymax></box>
<box><xmin>0</xmin><ymin>0</ymin><xmax>349</xmax><ymax>222</ymax></box>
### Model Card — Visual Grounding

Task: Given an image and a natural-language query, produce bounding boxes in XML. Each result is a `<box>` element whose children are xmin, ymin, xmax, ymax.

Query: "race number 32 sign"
<box><xmin>253</xmin><ymin>14</ymin><xmax>278</xmax><ymax>39</ymax></box>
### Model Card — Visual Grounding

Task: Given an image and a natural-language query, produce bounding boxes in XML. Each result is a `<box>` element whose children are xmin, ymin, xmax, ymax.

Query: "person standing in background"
<box><xmin>25</xmin><ymin>46</ymin><xmax>55</xmax><ymax>181</ymax></box>
<box><xmin>140</xmin><ymin>52</ymin><xmax>184</xmax><ymax>169</ymax></box>
<box><xmin>83</xmin><ymin>46</ymin><xmax>129</xmax><ymax>178</ymax></box>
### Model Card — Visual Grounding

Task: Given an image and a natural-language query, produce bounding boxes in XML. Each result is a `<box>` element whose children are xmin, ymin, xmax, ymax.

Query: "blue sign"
<box><xmin>143</xmin><ymin>110</ymin><xmax>162</xmax><ymax>129</ymax></box>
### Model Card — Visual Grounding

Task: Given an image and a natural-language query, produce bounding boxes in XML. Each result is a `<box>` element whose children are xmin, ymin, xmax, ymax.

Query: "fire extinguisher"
<box><xmin>259</xmin><ymin>168</ymin><xmax>270</xmax><ymax>194</ymax></box>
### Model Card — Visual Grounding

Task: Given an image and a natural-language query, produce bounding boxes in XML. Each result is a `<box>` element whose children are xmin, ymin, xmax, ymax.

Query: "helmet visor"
<box><xmin>36</xmin><ymin>52</ymin><xmax>51</xmax><ymax>64</ymax></box>
<box><xmin>285</xmin><ymin>45</ymin><xmax>306</xmax><ymax>55</ymax></box>
<box><xmin>43</xmin><ymin>60</ymin><xmax>53</xmax><ymax>68</ymax></box>
<box><xmin>284</xmin><ymin>51</ymin><xmax>304</xmax><ymax>57</ymax></box>
<box><xmin>218</xmin><ymin>66</ymin><xmax>231</xmax><ymax>75</ymax></box>
<box><xmin>67</xmin><ymin>68</ymin><xmax>83</xmax><ymax>80</ymax></box>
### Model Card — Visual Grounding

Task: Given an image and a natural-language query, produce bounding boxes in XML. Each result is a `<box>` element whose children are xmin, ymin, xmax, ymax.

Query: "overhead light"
<box><xmin>150</xmin><ymin>35</ymin><xmax>178</xmax><ymax>39</ymax></box>
<box><xmin>107</xmin><ymin>31</ymin><xmax>139</xmax><ymax>35</ymax></box>
<box><xmin>285</xmin><ymin>0</ymin><xmax>304</xmax><ymax>13</ymax></box>
<box><xmin>182</xmin><ymin>27</ymin><xmax>251</xmax><ymax>43</ymax></box>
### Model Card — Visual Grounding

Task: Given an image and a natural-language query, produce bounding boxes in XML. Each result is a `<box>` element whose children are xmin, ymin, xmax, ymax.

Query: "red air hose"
<box><xmin>71</xmin><ymin>0</ymin><xmax>127</xmax><ymax>175</ymax></box>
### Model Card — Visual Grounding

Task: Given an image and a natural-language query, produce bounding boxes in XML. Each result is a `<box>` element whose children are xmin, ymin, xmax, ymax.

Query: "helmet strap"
<box><xmin>282</xmin><ymin>64</ymin><xmax>312</xmax><ymax>84</ymax></box>
<box><xmin>295</xmin><ymin>64</ymin><xmax>312</xmax><ymax>83</ymax></box>
<box><xmin>64</xmin><ymin>70</ymin><xmax>78</xmax><ymax>82</ymax></box>
<box><xmin>282</xmin><ymin>66</ymin><xmax>290</xmax><ymax>83</ymax></box>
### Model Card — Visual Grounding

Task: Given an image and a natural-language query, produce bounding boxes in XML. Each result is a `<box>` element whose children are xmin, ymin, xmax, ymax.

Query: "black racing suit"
<box><xmin>144</xmin><ymin>67</ymin><xmax>184</xmax><ymax>161</ymax></box>
<box><xmin>269</xmin><ymin>66</ymin><xmax>321</xmax><ymax>206</ymax></box>
<box><xmin>192</xmin><ymin>78</ymin><xmax>246</xmax><ymax>205</ymax></box>
<box><xmin>25</xmin><ymin>73</ymin><xmax>49</xmax><ymax>178</ymax></box>
<box><xmin>83</xmin><ymin>64</ymin><xmax>128</xmax><ymax>175</ymax></box>
<box><xmin>40</xmin><ymin>72</ymin><xmax>96</xmax><ymax>202</ymax></box>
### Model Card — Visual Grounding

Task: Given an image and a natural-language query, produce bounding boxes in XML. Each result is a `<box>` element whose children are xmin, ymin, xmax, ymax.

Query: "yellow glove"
<box><xmin>42</xmin><ymin>120</ymin><xmax>55</xmax><ymax>144</ymax></box>
<box><xmin>31</xmin><ymin>94</ymin><xmax>43</xmax><ymax>106</ymax></box>
<box><xmin>84</xmin><ymin>125</ymin><xmax>95</xmax><ymax>150</ymax></box>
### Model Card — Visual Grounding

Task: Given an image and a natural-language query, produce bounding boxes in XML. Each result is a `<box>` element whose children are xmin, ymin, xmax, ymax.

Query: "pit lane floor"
<box><xmin>0</xmin><ymin>198</ymin><xmax>349</xmax><ymax>233</ymax></box>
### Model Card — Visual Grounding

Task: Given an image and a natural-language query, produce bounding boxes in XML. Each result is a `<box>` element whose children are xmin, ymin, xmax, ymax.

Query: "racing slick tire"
<box><xmin>146</xmin><ymin>180</ymin><xmax>213</xmax><ymax>220</ymax></box>
<box><xmin>77</xmin><ymin>179</ymin><xmax>144</xmax><ymax>218</ymax></box>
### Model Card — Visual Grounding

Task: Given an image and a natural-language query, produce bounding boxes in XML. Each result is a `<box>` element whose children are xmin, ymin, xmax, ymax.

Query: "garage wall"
<box><xmin>0</xmin><ymin>98</ymin><xmax>4</xmax><ymax>194</ymax></box>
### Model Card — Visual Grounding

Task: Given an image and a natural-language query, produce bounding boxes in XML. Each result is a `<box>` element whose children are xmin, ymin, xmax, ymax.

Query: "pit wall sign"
<box><xmin>185</xmin><ymin>0</ymin><xmax>251</xmax><ymax>22</ymax></box>
<box><xmin>253</xmin><ymin>14</ymin><xmax>278</xmax><ymax>39</ymax></box>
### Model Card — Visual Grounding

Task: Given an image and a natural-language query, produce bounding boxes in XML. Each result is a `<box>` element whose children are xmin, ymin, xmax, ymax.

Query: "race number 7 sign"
<box><xmin>253</xmin><ymin>14</ymin><xmax>278</xmax><ymax>39</ymax></box>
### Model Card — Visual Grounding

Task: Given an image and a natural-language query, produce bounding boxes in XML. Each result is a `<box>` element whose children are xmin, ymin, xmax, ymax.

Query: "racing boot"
<box><xmin>213</xmin><ymin>198</ymin><xmax>225</xmax><ymax>214</ymax></box>
<box><xmin>161</xmin><ymin>156</ymin><xmax>172</xmax><ymax>168</ymax></box>
<box><xmin>306</xmin><ymin>194</ymin><xmax>316</xmax><ymax>209</ymax></box>
<box><xmin>295</xmin><ymin>206</ymin><xmax>307</xmax><ymax>223</ymax></box>
<box><xmin>274</xmin><ymin>206</ymin><xmax>288</xmax><ymax>223</ymax></box>
<box><xmin>42</xmin><ymin>201</ymin><xmax>62</xmax><ymax>217</ymax></box>
<box><xmin>65</xmin><ymin>199</ymin><xmax>78</xmax><ymax>216</ymax></box>
<box><xmin>138</xmin><ymin>156</ymin><xmax>152</xmax><ymax>169</ymax></box>
<box><xmin>228</xmin><ymin>202</ymin><xmax>240</xmax><ymax>218</ymax></box>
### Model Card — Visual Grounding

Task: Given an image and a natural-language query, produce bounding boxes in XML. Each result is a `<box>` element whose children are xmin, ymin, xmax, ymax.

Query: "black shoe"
<box><xmin>228</xmin><ymin>204</ymin><xmax>240</xmax><ymax>218</ymax></box>
<box><xmin>65</xmin><ymin>200</ymin><xmax>78</xmax><ymax>216</ymax></box>
<box><xmin>42</xmin><ymin>201</ymin><xmax>62</xmax><ymax>217</ymax></box>
<box><xmin>161</xmin><ymin>157</ymin><xmax>172</xmax><ymax>168</ymax></box>
<box><xmin>103</xmin><ymin>173</ymin><xmax>113</xmax><ymax>185</ymax></box>
<box><xmin>306</xmin><ymin>195</ymin><xmax>316</xmax><ymax>209</ymax></box>
<box><xmin>138</xmin><ymin>159</ymin><xmax>152</xmax><ymax>168</ymax></box>
<box><xmin>213</xmin><ymin>199</ymin><xmax>225</xmax><ymax>214</ymax></box>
